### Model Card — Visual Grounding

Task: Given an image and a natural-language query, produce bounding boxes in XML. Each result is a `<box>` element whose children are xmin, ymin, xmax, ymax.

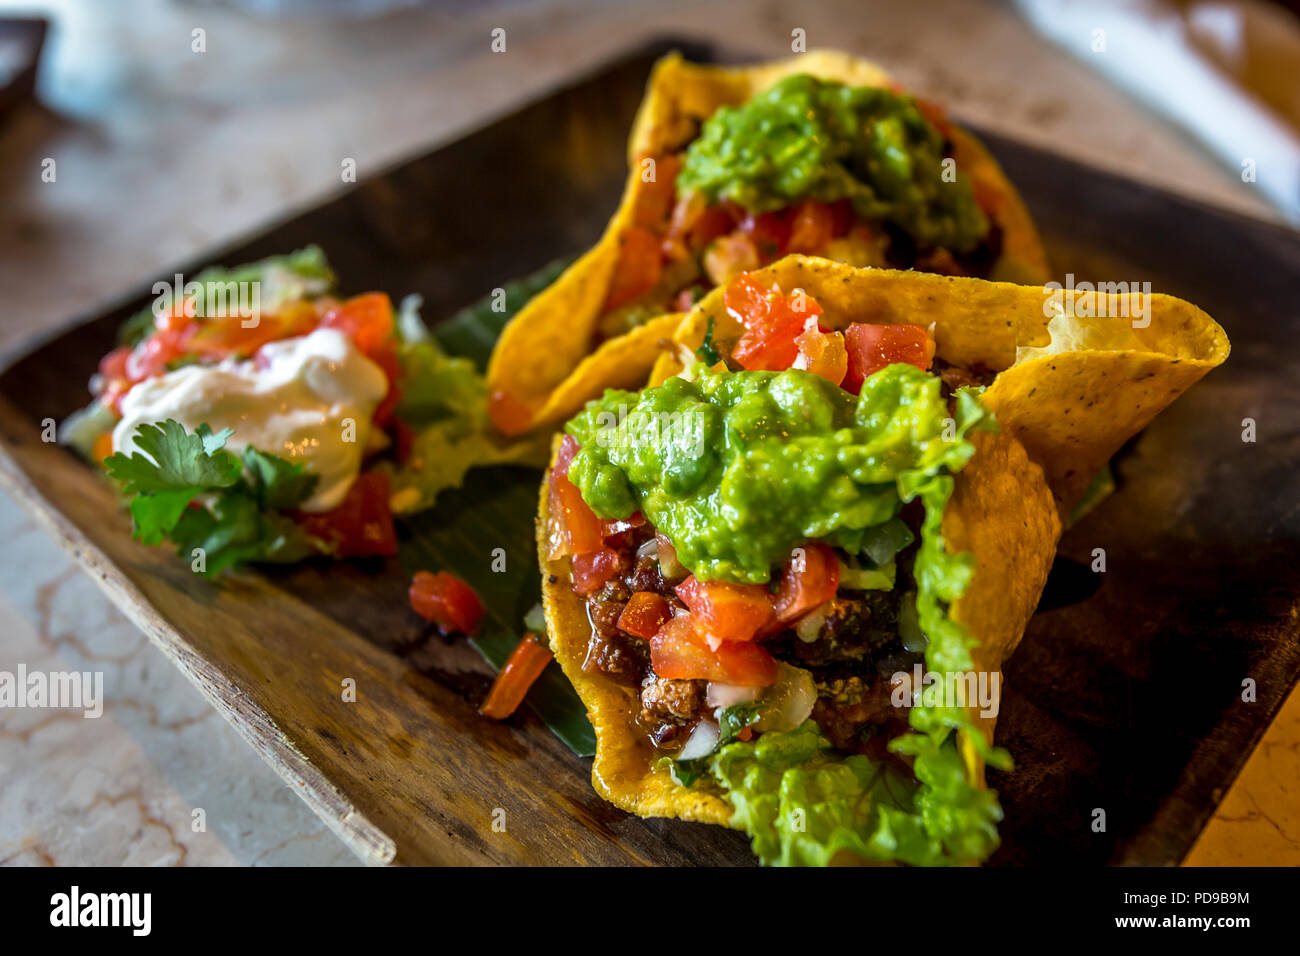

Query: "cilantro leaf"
<box><xmin>104</xmin><ymin>420</ymin><xmax>241</xmax><ymax>495</ymax></box>
<box><xmin>242</xmin><ymin>446</ymin><xmax>319</xmax><ymax>511</ymax></box>
<box><xmin>105</xmin><ymin>419</ymin><xmax>320</xmax><ymax>575</ymax></box>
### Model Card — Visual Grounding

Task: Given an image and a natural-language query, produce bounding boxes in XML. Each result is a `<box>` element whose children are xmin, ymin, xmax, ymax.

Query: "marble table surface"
<box><xmin>0</xmin><ymin>0</ymin><xmax>1294</xmax><ymax>866</ymax></box>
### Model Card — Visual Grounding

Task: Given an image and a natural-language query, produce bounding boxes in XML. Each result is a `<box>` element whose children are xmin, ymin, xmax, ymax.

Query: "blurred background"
<box><xmin>0</xmin><ymin>0</ymin><xmax>1297</xmax><ymax>865</ymax></box>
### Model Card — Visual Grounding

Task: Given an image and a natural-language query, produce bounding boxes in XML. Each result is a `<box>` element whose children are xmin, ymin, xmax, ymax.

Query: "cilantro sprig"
<box><xmin>104</xmin><ymin>419</ymin><xmax>320</xmax><ymax>575</ymax></box>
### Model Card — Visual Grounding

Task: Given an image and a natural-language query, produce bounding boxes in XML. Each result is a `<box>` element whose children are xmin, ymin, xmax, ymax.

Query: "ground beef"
<box><xmin>933</xmin><ymin>357</ymin><xmax>997</xmax><ymax>395</ymax></box>
<box><xmin>638</xmin><ymin>675</ymin><xmax>707</xmax><ymax>749</ymax></box>
<box><xmin>767</xmin><ymin>591</ymin><xmax>900</xmax><ymax>669</ymax></box>
<box><xmin>812</xmin><ymin>673</ymin><xmax>906</xmax><ymax>753</ymax></box>
<box><xmin>583</xmin><ymin>580</ymin><xmax>646</xmax><ymax>687</ymax></box>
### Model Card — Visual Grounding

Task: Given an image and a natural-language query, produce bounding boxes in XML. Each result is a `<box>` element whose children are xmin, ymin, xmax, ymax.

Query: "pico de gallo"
<box><xmin>547</xmin><ymin>273</ymin><xmax>1006</xmax><ymax>865</ymax></box>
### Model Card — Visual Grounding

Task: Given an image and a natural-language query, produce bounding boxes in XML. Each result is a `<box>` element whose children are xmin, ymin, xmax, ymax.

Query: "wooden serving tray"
<box><xmin>2</xmin><ymin>39</ymin><xmax>1297</xmax><ymax>865</ymax></box>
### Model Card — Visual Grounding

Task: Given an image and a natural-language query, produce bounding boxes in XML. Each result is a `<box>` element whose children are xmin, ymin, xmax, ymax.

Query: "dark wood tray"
<box><xmin>1</xmin><ymin>38</ymin><xmax>1295</xmax><ymax>866</ymax></box>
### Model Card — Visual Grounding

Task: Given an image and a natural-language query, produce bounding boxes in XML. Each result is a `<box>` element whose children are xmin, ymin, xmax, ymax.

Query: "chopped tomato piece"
<box><xmin>601</xmin><ymin>511</ymin><xmax>646</xmax><ymax>537</ymax></box>
<box><xmin>571</xmin><ymin>548</ymin><xmax>621</xmax><ymax>596</ymax></box>
<box><xmin>772</xmin><ymin>543</ymin><xmax>840</xmax><ymax>622</ymax></box>
<box><xmin>632</xmin><ymin>153</ymin><xmax>682</xmax><ymax>228</ymax></box>
<box><xmin>786</xmin><ymin>199</ymin><xmax>836</xmax><ymax>255</ymax></box>
<box><xmin>842</xmin><ymin>322</ymin><xmax>936</xmax><ymax>392</ymax></box>
<box><xmin>98</xmin><ymin>346</ymin><xmax>132</xmax><ymax>381</ymax></box>
<box><xmin>480</xmin><ymin>633</ymin><xmax>553</xmax><ymax>719</ymax></box>
<box><xmin>726</xmin><ymin>275</ymin><xmax>824</xmax><ymax>372</ymax></box>
<box><xmin>126</xmin><ymin>322</ymin><xmax>193</xmax><ymax>381</ymax></box>
<box><xmin>650</xmin><ymin>614</ymin><xmax>778</xmax><ymax>686</ymax></box>
<box><xmin>92</xmin><ymin>431</ymin><xmax>114</xmax><ymax>467</ymax></box>
<box><xmin>187</xmin><ymin>297</ymin><xmax>322</xmax><ymax>361</ymax></box>
<box><xmin>739</xmin><ymin>209</ymin><xmax>792</xmax><ymax>261</ymax></box>
<box><xmin>409</xmin><ymin>569</ymin><xmax>485</xmax><ymax>636</ymax></box>
<box><xmin>294</xmin><ymin>471</ymin><xmax>397</xmax><ymax>558</ymax></box>
<box><xmin>702</xmin><ymin>231</ymin><xmax>761</xmax><ymax>287</ymax></box>
<box><xmin>550</xmin><ymin>435</ymin><xmax>605</xmax><ymax>556</ymax></box>
<box><xmin>827</xmin><ymin>199</ymin><xmax>856</xmax><ymax>237</ymax></box>
<box><xmin>675</xmin><ymin>574</ymin><xmax>776</xmax><ymax>647</ymax></box>
<box><xmin>320</xmin><ymin>292</ymin><xmax>395</xmax><ymax>357</ymax></box>
<box><xmin>604</xmin><ymin>226</ymin><xmax>664</xmax><ymax>311</ymax></box>
<box><xmin>488</xmin><ymin>388</ymin><xmax>536</xmax><ymax>437</ymax></box>
<box><xmin>618</xmin><ymin>591</ymin><xmax>673</xmax><ymax>640</ymax></box>
<box><xmin>793</xmin><ymin>325</ymin><xmax>848</xmax><ymax>386</ymax></box>
<box><xmin>688</xmin><ymin>203</ymin><xmax>739</xmax><ymax>251</ymax></box>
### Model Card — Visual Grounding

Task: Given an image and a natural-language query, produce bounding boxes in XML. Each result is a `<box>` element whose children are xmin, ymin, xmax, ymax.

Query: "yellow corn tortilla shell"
<box><xmin>652</xmin><ymin>256</ymin><xmax>1230</xmax><ymax>518</ymax></box>
<box><xmin>489</xmin><ymin>50</ymin><xmax>1051</xmax><ymax>436</ymax></box>
<box><xmin>538</xmin><ymin>397</ymin><xmax>1060</xmax><ymax>834</ymax></box>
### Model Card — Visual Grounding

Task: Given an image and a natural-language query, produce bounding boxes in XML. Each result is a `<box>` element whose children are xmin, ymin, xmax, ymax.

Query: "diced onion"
<box><xmin>678</xmin><ymin>719</ymin><xmax>720</xmax><ymax>760</ymax></box>
<box><xmin>795</xmin><ymin>603</ymin><xmax>830</xmax><ymax>642</ymax></box>
<box><xmin>656</xmin><ymin>533</ymin><xmax>686</xmax><ymax>581</ymax></box>
<box><xmin>636</xmin><ymin>538</ymin><xmax>658</xmax><ymax>562</ymax></box>
<box><xmin>754</xmin><ymin>663</ymin><xmax>816</xmax><ymax>734</ymax></box>
<box><xmin>706</xmin><ymin>682</ymin><xmax>760</xmax><ymax>710</ymax></box>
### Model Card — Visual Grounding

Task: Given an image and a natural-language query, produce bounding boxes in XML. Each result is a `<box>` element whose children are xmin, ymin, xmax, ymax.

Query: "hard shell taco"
<box><xmin>536</xmin><ymin>258</ymin><xmax>1227</xmax><ymax>866</ymax></box>
<box><xmin>489</xmin><ymin>50</ymin><xmax>1050</xmax><ymax>437</ymax></box>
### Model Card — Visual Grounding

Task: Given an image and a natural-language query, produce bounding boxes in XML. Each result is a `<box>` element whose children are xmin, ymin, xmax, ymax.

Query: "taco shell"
<box><xmin>537</xmin><ymin>281</ymin><xmax>1067</xmax><ymax>829</ymax></box>
<box><xmin>490</xmin><ymin>50</ymin><xmax>1051</xmax><ymax>437</ymax></box>
<box><xmin>652</xmin><ymin>256</ymin><xmax>1230</xmax><ymax>518</ymax></box>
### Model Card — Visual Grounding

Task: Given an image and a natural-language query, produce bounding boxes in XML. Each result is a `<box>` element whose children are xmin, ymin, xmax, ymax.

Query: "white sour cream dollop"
<box><xmin>112</xmin><ymin>328</ymin><xmax>389</xmax><ymax>512</ymax></box>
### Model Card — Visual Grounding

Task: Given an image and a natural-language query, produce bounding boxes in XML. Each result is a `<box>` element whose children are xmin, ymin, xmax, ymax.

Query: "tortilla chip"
<box><xmin>654</xmin><ymin>256</ymin><xmax>1229</xmax><ymax>517</ymax></box>
<box><xmin>489</xmin><ymin>50</ymin><xmax>1051</xmax><ymax>436</ymax></box>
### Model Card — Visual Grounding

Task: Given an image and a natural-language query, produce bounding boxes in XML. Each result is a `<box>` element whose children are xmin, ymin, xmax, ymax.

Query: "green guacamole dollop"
<box><xmin>676</xmin><ymin>75</ymin><xmax>989</xmax><ymax>254</ymax></box>
<box><xmin>564</xmin><ymin>363</ymin><xmax>988</xmax><ymax>583</ymax></box>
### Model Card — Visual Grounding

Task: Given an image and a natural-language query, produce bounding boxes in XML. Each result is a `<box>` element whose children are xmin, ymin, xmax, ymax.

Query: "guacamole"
<box><xmin>565</xmin><ymin>363</ymin><xmax>988</xmax><ymax>583</ymax></box>
<box><xmin>676</xmin><ymin>75</ymin><xmax>989</xmax><ymax>254</ymax></box>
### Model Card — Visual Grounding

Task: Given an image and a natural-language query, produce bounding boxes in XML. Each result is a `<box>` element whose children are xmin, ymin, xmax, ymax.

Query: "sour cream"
<box><xmin>112</xmin><ymin>328</ymin><xmax>389</xmax><ymax>512</ymax></box>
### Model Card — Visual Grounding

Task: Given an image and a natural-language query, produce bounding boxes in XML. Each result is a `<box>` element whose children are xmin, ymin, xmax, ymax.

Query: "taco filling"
<box><xmin>597</xmin><ymin>75</ymin><xmax>1000</xmax><ymax>342</ymax></box>
<box><xmin>546</xmin><ymin>277</ymin><xmax>1011</xmax><ymax>865</ymax></box>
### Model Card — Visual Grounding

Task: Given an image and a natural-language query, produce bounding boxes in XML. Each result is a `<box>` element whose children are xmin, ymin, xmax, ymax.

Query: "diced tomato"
<box><xmin>739</xmin><ymin>209</ymin><xmax>792</xmax><ymax>261</ymax></box>
<box><xmin>793</xmin><ymin>325</ymin><xmax>848</xmax><ymax>386</ymax></box>
<box><xmin>92</xmin><ymin>431</ymin><xmax>114</xmax><ymax>467</ymax></box>
<box><xmin>571</xmin><ymin>548</ymin><xmax>621</xmax><ymax>596</ymax></box>
<box><xmin>601</xmin><ymin>511</ymin><xmax>645</xmax><ymax>537</ymax></box>
<box><xmin>604</xmin><ymin>226</ymin><xmax>664</xmax><ymax>311</ymax></box>
<box><xmin>786</xmin><ymin>200</ymin><xmax>836</xmax><ymax>255</ymax></box>
<box><xmin>550</xmin><ymin>435</ymin><xmax>605</xmax><ymax>556</ymax></box>
<box><xmin>690</xmin><ymin>203</ymin><xmax>739</xmax><ymax>251</ymax></box>
<box><xmin>650</xmin><ymin>614</ymin><xmax>778</xmax><ymax>687</ymax></box>
<box><xmin>294</xmin><ymin>470</ymin><xmax>397</xmax><ymax>558</ymax></box>
<box><xmin>842</xmin><ymin>322</ymin><xmax>936</xmax><ymax>393</ymax></box>
<box><xmin>488</xmin><ymin>388</ymin><xmax>536</xmax><ymax>437</ymax></box>
<box><xmin>479</xmin><ymin>633</ymin><xmax>554</xmax><ymax>719</ymax></box>
<box><xmin>187</xmin><ymin>297</ymin><xmax>321</xmax><ymax>361</ymax></box>
<box><xmin>726</xmin><ymin>275</ymin><xmax>825</xmax><ymax>372</ymax></box>
<box><xmin>675</xmin><ymin>574</ymin><xmax>776</xmax><ymax>647</ymax></box>
<box><xmin>772</xmin><ymin>543</ymin><xmax>840</xmax><ymax>622</ymax></box>
<box><xmin>98</xmin><ymin>346</ymin><xmax>132</xmax><ymax>381</ymax></box>
<box><xmin>409</xmin><ymin>569</ymin><xmax>485</xmax><ymax>636</ymax></box>
<box><xmin>827</xmin><ymin>199</ymin><xmax>856</xmax><ymax>237</ymax></box>
<box><xmin>633</xmin><ymin>153</ymin><xmax>682</xmax><ymax>228</ymax></box>
<box><xmin>618</xmin><ymin>591</ymin><xmax>672</xmax><ymax>640</ymax></box>
<box><xmin>126</xmin><ymin>322</ymin><xmax>193</xmax><ymax>381</ymax></box>
<box><xmin>320</xmin><ymin>292</ymin><xmax>395</xmax><ymax>357</ymax></box>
